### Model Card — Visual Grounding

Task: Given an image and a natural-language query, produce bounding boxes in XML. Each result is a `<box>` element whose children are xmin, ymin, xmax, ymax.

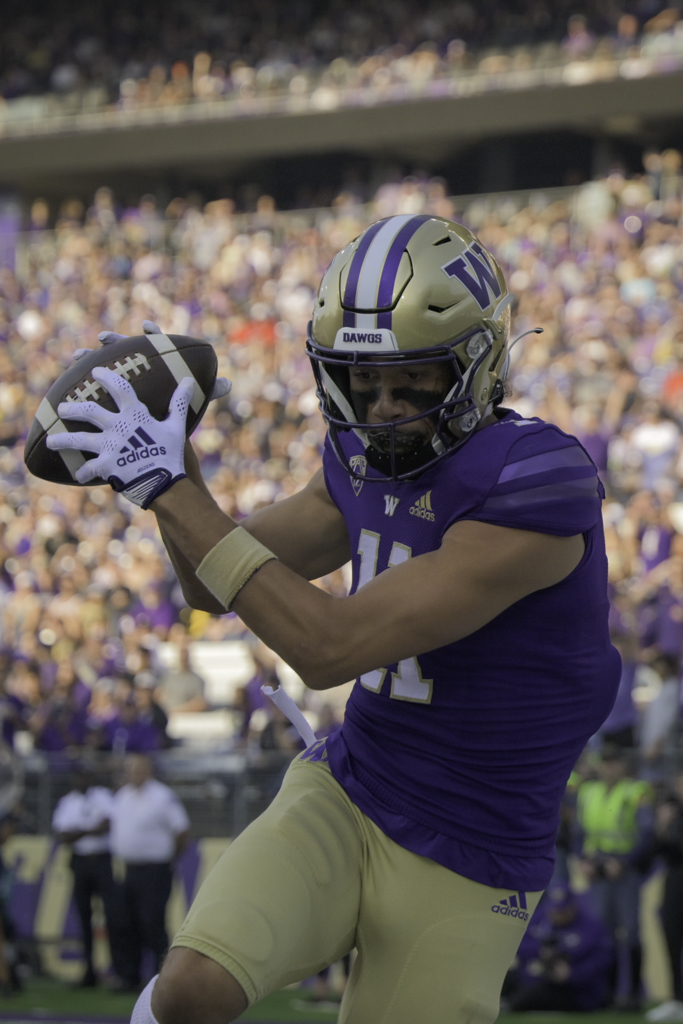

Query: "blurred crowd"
<box><xmin>1</xmin><ymin>0</ymin><xmax>683</xmax><ymax>121</ymax></box>
<box><xmin>0</xmin><ymin>151</ymin><xmax>681</xmax><ymax>762</ymax></box>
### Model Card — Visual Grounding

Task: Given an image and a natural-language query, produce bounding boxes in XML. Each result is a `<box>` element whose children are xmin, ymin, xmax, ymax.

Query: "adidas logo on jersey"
<box><xmin>491</xmin><ymin>892</ymin><xmax>529</xmax><ymax>921</ymax></box>
<box><xmin>409</xmin><ymin>491</ymin><xmax>435</xmax><ymax>521</ymax></box>
<box><xmin>117</xmin><ymin>426</ymin><xmax>166</xmax><ymax>467</ymax></box>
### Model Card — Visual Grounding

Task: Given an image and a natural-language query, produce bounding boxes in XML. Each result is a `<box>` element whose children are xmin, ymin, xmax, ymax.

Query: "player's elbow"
<box><xmin>289</xmin><ymin>636</ymin><xmax>352</xmax><ymax>691</ymax></box>
<box><xmin>183</xmin><ymin>588</ymin><xmax>227</xmax><ymax>616</ymax></box>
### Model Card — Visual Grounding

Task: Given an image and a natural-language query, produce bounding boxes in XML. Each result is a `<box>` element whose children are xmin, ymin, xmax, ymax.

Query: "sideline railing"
<box><xmin>16</xmin><ymin>748</ymin><xmax>295</xmax><ymax>839</ymax></box>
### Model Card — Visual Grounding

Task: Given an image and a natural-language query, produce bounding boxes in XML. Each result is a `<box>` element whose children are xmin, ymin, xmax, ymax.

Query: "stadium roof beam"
<box><xmin>1</xmin><ymin>71</ymin><xmax>682</xmax><ymax>188</ymax></box>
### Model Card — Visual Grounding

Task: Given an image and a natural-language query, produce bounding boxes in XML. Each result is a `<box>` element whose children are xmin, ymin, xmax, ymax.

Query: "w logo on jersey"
<box><xmin>491</xmin><ymin>891</ymin><xmax>529</xmax><ymax>921</ymax></box>
<box><xmin>384</xmin><ymin>495</ymin><xmax>400</xmax><ymax>517</ymax></box>
<box><xmin>442</xmin><ymin>243</ymin><xmax>502</xmax><ymax>310</ymax></box>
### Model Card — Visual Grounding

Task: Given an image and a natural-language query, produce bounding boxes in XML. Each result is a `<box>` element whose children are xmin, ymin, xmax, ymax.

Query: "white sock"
<box><xmin>130</xmin><ymin>975</ymin><xmax>160</xmax><ymax>1024</ymax></box>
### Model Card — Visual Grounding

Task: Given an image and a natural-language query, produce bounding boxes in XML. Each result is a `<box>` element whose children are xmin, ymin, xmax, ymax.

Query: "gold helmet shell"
<box><xmin>307</xmin><ymin>214</ymin><xmax>513</xmax><ymax>481</ymax></box>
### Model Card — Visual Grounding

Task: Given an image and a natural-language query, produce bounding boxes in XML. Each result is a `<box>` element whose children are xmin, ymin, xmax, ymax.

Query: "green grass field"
<box><xmin>0</xmin><ymin>979</ymin><xmax>652</xmax><ymax>1024</ymax></box>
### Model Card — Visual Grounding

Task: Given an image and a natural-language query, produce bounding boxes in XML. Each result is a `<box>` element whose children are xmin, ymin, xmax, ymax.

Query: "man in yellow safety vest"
<box><xmin>576</xmin><ymin>743</ymin><xmax>653</xmax><ymax>1011</ymax></box>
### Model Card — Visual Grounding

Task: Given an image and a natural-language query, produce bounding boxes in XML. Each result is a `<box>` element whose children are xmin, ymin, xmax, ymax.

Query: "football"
<box><xmin>24</xmin><ymin>333</ymin><xmax>218</xmax><ymax>486</ymax></box>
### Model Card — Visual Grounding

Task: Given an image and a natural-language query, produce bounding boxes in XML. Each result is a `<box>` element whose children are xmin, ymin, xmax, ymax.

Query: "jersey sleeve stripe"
<box><xmin>497</xmin><ymin>445</ymin><xmax>592</xmax><ymax>484</ymax></box>
<box><xmin>482</xmin><ymin>475</ymin><xmax>601</xmax><ymax>511</ymax></box>
<box><xmin>490</xmin><ymin>464</ymin><xmax>597</xmax><ymax>498</ymax></box>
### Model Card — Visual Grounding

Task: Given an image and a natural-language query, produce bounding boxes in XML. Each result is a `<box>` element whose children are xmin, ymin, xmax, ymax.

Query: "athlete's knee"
<box><xmin>150</xmin><ymin>947</ymin><xmax>248</xmax><ymax>1024</ymax></box>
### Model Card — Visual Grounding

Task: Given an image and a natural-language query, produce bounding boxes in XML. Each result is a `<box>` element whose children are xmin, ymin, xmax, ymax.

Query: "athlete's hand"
<box><xmin>46</xmin><ymin>368</ymin><xmax>193</xmax><ymax>509</ymax></box>
<box><xmin>74</xmin><ymin>320</ymin><xmax>232</xmax><ymax>402</ymax></box>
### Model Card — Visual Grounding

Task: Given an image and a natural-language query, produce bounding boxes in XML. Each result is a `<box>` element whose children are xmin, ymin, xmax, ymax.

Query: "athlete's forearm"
<box><xmin>158</xmin><ymin>519</ymin><xmax>227</xmax><ymax>614</ymax></box>
<box><xmin>152</xmin><ymin>480</ymin><xmax>359</xmax><ymax>687</ymax></box>
<box><xmin>157</xmin><ymin>444</ymin><xmax>231</xmax><ymax>612</ymax></box>
<box><xmin>153</xmin><ymin>479</ymin><xmax>241</xmax><ymax>569</ymax></box>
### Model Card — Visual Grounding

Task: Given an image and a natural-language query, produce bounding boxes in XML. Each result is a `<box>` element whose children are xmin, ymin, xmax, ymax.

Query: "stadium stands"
<box><xmin>2</xmin><ymin>0</ymin><xmax>683</xmax><ymax>124</ymax></box>
<box><xmin>0</xmin><ymin>158</ymin><xmax>682</xmax><ymax>787</ymax></box>
<box><xmin>1</xmin><ymin>2</ymin><xmax>682</xmax><ymax>203</ymax></box>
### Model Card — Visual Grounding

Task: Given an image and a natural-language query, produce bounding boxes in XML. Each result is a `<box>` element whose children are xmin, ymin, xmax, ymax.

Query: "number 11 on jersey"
<box><xmin>356</xmin><ymin>530</ymin><xmax>433</xmax><ymax>704</ymax></box>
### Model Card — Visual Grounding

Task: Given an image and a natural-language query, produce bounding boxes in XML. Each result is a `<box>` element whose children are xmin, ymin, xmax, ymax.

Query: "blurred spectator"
<box><xmin>100</xmin><ymin>676</ymin><xmax>163</xmax><ymax>753</ymax></box>
<box><xmin>51</xmin><ymin>768</ymin><xmax>125</xmax><ymax>987</ymax></box>
<box><xmin>29</xmin><ymin>663</ymin><xmax>90</xmax><ymax>752</ymax></box>
<box><xmin>109</xmin><ymin>755</ymin><xmax>189</xmax><ymax>990</ymax></box>
<box><xmin>575</xmin><ymin>745</ymin><xmax>653</xmax><ymax>1009</ymax></box>
<box><xmin>0</xmin><ymin>812</ymin><xmax>19</xmax><ymax>995</ymax></box>
<box><xmin>599</xmin><ymin>633</ymin><xmax>638</xmax><ymax>748</ymax></box>
<box><xmin>315</xmin><ymin>703</ymin><xmax>342</xmax><ymax>740</ymax></box>
<box><xmin>235</xmin><ymin>653</ymin><xmax>276</xmax><ymax>741</ymax></box>
<box><xmin>134</xmin><ymin>673</ymin><xmax>170</xmax><ymax>747</ymax></box>
<box><xmin>640</xmin><ymin>654</ymin><xmax>681</xmax><ymax>776</ymax></box>
<box><xmin>129</xmin><ymin>585</ymin><xmax>176</xmax><ymax>638</ymax></box>
<box><xmin>562</xmin><ymin>15</ymin><xmax>596</xmax><ymax>57</ymax></box>
<box><xmin>156</xmin><ymin>640</ymin><xmax>207</xmax><ymax>715</ymax></box>
<box><xmin>645</xmin><ymin>775</ymin><xmax>683</xmax><ymax>1024</ymax></box>
<box><xmin>259</xmin><ymin>703</ymin><xmax>305</xmax><ymax>754</ymax></box>
<box><xmin>505</xmin><ymin>884</ymin><xmax>614</xmax><ymax>1011</ymax></box>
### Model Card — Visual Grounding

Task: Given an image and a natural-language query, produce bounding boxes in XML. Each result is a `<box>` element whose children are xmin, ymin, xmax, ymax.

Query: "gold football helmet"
<box><xmin>307</xmin><ymin>214</ymin><xmax>515</xmax><ymax>482</ymax></box>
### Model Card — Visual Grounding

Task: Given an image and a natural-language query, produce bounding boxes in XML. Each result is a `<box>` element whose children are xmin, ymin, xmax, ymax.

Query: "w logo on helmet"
<box><xmin>442</xmin><ymin>243</ymin><xmax>502</xmax><ymax>311</ymax></box>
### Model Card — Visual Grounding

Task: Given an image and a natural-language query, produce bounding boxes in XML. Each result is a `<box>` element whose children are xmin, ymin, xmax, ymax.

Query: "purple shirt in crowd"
<box><xmin>640</xmin><ymin>525</ymin><xmax>673</xmax><ymax>574</ymax></box>
<box><xmin>315</xmin><ymin>411</ymin><xmax>620</xmax><ymax>892</ymax></box>
<box><xmin>653</xmin><ymin>587</ymin><xmax>683</xmax><ymax>657</ymax></box>
<box><xmin>517</xmin><ymin>897</ymin><xmax>614</xmax><ymax>1010</ymax></box>
<box><xmin>103</xmin><ymin>713</ymin><xmax>159</xmax><ymax>753</ymax></box>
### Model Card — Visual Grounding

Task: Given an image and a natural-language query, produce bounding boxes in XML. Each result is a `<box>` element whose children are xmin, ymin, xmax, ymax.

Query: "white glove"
<box><xmin>74</xmin><ymin>320</ymin><xmax>232</xmax><ymax>401</ymax></box>
<box><xmin>46</xmin><ymin>367</ymin><xmax>194</xmax><ymax>509</ymax></box>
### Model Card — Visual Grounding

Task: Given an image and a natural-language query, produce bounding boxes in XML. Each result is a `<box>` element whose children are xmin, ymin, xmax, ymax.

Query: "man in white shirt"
<box><xmin>110</xmin><ymin>755</ymin><xmax>189</xmax><ymax>991</ymax></box>
<box><xmin>52</xmin><ymin>768</ymin><xmax>124</xmax><ymax>987</ymax></box>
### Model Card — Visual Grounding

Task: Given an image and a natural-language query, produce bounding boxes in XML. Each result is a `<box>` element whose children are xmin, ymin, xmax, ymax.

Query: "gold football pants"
<box><xmin>172</xmin><ymin>752</ymin><xmax>542</xmax><ymax>1024</ymax></box>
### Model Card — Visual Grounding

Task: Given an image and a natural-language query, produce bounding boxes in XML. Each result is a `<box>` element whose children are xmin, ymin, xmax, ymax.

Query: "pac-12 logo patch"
<box><xmin>349</xmin><ymin>455</ymin><xmax>367</xmax><ymax>496</ymax></box>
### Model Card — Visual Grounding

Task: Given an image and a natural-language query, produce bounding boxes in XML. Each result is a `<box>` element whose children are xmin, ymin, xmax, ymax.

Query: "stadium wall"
<box><xmin>3</xmin><ymin>834</ymin><xmax>228</xmax><ymax>982</ymax></box>
<box><xmin>0</xmin><ymin>834</ymin><xmax>672</xmax><ymax>995</ymax></box>
<box><xmin>1</xmin><ymin>70</ymin><xmax>682</xmax><ymax>193</ymax></box>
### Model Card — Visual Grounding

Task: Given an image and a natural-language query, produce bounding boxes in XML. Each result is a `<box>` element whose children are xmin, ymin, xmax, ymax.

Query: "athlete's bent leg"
<box><xmin>339</xmin><ymin>815</ymin><xmax>543</xmax><ymax>1024</ymax></box>
<box><xmin>141</xmin><ymin>754</ymin><xmax>361</xmax><ymax>1021</ymax></box>
<box><xmin>151</xmin><ymin>949</ymin><xmax>247</xmax><ymax>1024</ymax></box>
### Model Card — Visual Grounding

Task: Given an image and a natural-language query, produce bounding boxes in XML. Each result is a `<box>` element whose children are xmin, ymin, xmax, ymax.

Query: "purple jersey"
<box><xmin>321</xmin><ymin>410</ymin><xmax>621</xmax><ymax>891</ymax></box>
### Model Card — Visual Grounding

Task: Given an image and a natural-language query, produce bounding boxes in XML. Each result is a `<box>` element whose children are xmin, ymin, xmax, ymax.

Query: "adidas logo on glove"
<box><xmin>117</xmin><ymin>426</ymin><xmax>167</xmax><ymax>467</ymax></box>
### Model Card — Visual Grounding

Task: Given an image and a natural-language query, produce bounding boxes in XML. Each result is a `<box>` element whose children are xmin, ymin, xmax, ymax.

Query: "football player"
<box><xmin>47</xmin><ymin>215</ymin><xmax>621</xmax><ymax>1024</ymax></box>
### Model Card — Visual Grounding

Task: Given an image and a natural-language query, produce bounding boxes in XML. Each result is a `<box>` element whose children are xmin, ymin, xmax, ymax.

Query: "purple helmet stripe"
<box><xmin>343</xmin><ymin>219</ymin><xmax>386</xmax><ymax>309</ymax></box>
<box><xmin>343</xmin><ymin>309</ymin><xmax>356</xmax><ymax>327</ymax></box>
<box><xmin>375</xmin><ymin>214</ymin><xmax>432</xmax><ymax>311</ymax></box>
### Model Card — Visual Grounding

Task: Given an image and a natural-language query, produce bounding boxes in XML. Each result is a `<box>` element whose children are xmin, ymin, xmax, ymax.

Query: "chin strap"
<box><xmin>500</xmin><ymin>327</ymin><xmax>544</xmax><ymax>384</ymax></box>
